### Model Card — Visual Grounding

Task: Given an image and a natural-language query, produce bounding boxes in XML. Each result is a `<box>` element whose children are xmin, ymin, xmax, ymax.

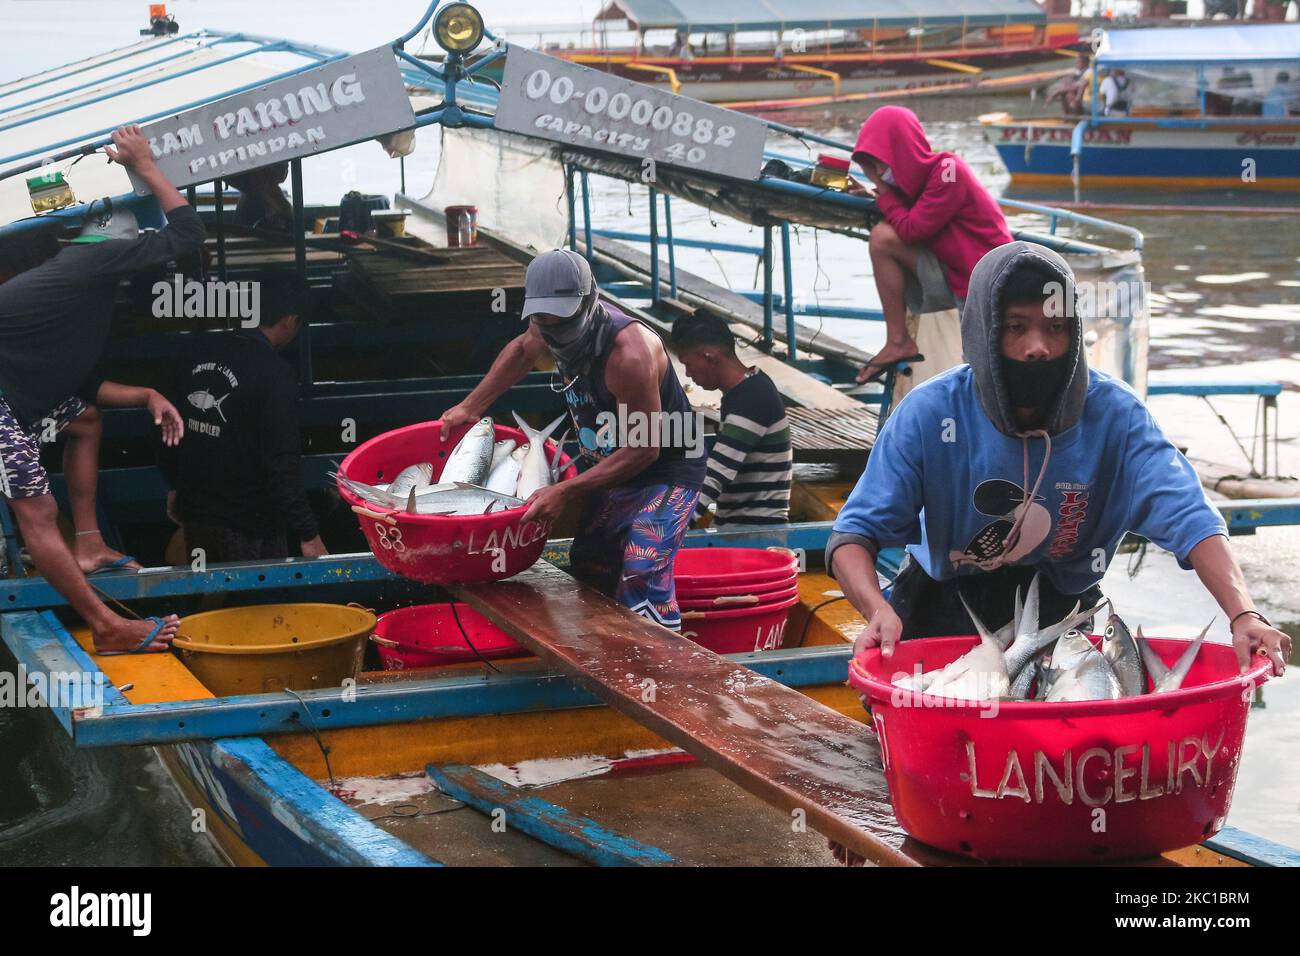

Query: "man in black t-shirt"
<box><xmin>670</xmin><ymin>313</ymin><xmax>792</xmax><ymax>526</ymax></box>
<box><xmin>162</xmin><ymin>275</ymin><xmax>326</xmax><ymax>563</ymax></box>
<box><xmin>0</xmin><ymin>125</ymin><xmax>205</xmax><ymax>655</ymax></box>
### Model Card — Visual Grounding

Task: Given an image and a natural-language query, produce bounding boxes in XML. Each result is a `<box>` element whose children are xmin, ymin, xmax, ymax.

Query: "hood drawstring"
<box><xmin>1001</xmin><ymin>429</ymin><xmax>1051</xmax><ymax>557</ymax></box>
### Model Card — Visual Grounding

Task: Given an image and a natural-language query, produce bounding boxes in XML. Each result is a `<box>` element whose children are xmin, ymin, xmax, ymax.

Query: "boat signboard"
<box><xmin>493</xmin><ymin>45</ymin><xmax>766</xmax><ymax>181</ymax></box>
<box><xmin>133</xmin><ymin>46</ymin><xmax>415</xmax><ymax>191</ymax></box>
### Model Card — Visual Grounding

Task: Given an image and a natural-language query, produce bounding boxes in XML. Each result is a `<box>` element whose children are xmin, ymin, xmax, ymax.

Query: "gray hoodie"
<box><xmin>826</xmin><ymin>240</ymin><xmax>1088</xmax><ymax>575</ymax></box>
<box><xmin>961</xmin><ymin>240</ymin><xmax>1088</xmax><ymax>438</ymax></box>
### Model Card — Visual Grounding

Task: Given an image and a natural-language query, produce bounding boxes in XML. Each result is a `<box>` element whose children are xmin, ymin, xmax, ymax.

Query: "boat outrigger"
<box><xmin>981</xmin><ymin>23</ymin><xmax>1300</xmax><ymax>191</ymax></box>
<box><xmin>1</xmin><ymin>1</ymin><xmax>1297</xmax><ymax>867</ymax></box>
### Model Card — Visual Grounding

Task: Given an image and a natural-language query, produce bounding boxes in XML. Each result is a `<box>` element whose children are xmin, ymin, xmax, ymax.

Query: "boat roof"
<box><xmin>0</xmin><ymin>30</ymin><xmax>475</xmax><ymax>226</ymax></box>
<box><xmin>1096</xmin><ymin>23</ymin><xmax>1300</xmax><ymax>67</ymax></box>
<box><xmin>593</xmin><ymin>0</ymin><xmax>1046</xmax><ymax>32</ymax></box>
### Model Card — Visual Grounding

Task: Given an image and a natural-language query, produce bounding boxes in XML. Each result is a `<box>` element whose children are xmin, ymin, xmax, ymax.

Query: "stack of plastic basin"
<box><xmin>674</xmin><ymin>547</ymin><xmax>800</xmax><ymax>654</ymax></box>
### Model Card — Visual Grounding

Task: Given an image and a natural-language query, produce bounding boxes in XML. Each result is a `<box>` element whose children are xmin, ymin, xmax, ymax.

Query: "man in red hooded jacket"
<box><xmin>850</xmin><ymin>106</ymin><xmax>1012</xmax><ymax>382</ymax></box>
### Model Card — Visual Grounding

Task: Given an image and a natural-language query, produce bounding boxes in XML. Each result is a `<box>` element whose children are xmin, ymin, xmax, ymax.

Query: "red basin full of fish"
<box><xmin>847</xmin><ymin>633</ymin><xmax>1271</xmax><ymax>863</ymax></box>
<box><xmin>337</xmin><ymin>420</ymin><xmax>576</xmax><ymax>584</ymax></box>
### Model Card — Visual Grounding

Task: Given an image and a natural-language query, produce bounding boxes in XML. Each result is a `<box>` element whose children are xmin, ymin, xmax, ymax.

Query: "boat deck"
<box><xmin>343</xmin><ymin>763</ymin><xmax>840</xmax><ymax>866</ymax></box>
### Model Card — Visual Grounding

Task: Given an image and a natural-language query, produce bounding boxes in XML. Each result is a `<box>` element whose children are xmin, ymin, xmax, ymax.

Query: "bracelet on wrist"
<box><xmin>1229</xmin><ymin>609</ymin><xmax>1271</xmax><ymax>631</ymax></box>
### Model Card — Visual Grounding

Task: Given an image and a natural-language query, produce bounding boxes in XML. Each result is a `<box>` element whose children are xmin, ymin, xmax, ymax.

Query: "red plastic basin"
<box><xmin>679</xmin><ymin>594</ymin><xmax>799</xmax><ymax>654</ymax></box>
<box><xmin>676</xmin><ymin>571</ymin><xmax>799</xmax><ymax>599</ymax></box>
<box><xmin>674</xmin><ymin>547</ymin><xmax>799</xmax><ymax>588</ymax></box>
<box><xmin>337</xmin><ymin>420</ymin><xmax>575</xmax><ymax>584</ymax></box>
<box><xmin>847</xmin><ymin>634</ymin><xmax>1271</xmax><ymax>863</ymax></box>
<box><xmin>373</xmin><ymin>603</ymin><xmax>530</xmax><ymax>669</ymax></box>
<box><xmin>677</xmin><ymin>582</ymin><xmax>799</xmax><ymax>611</ymax></box>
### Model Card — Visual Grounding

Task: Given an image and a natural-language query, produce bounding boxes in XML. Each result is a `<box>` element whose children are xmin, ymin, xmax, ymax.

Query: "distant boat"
<box><xmin>981</xmin><ymin>23</ymin><xmax>1300</xmax><ymax>191</ymax></box>
<box><xmin>468</xmin><ymin>0</ymin><xmax>1084</xmax><ymax>105</ymax></box>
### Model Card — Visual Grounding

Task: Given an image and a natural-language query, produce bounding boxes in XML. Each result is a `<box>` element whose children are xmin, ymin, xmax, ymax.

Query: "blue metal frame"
<box><xmin>1</xmin><ymin>606</ymin><xmax>856</xmax><ymax>748</ymax></box>
<box><xmin>0</xmin><ymin>32</ymin><xmax>203</xmax><ymax>105</ymax></box>
<box><xmin>427</xmin><ymin>763</ymin><xmax>676</xmax><ymax>865</ymax></box>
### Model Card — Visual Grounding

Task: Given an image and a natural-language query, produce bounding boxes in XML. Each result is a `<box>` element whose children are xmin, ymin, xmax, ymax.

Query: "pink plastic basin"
<box><xmin>847</xmin><ymin>633</ymin><xmax>1270</xmax><ymax>863</ymax></box>
<box><xmin>372</xmin><ymin>603</ymin><xmax>530</xmax><ymax>669</ymax></box>
<box><xmin>679</xmin><ymin>593</ymin><xmax>800</xmax><ymax>654</ymax></box>
<box><xmin>673</xmin><ymin>547</ymin><xmax>799</xmax><ymax>588</ymax></box>
<box><xmin>337</xmin><ymin>420</ymin><xmax>575</xmax><ymax>584</ymax></box>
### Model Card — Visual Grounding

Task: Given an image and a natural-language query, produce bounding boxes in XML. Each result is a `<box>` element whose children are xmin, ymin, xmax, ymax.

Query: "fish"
<box><xmin>549</xmin><ymin>429</ymin><xmax>571</xmax><ymax>484</ymax></box>
<box><xmin>187</xmin><ymin>389</ymin><xmax>230</xmax><ymax>423</ymax></box>
<box><xmin>403</xmin><ymin>483</ymin><xmax>525</xmax><ymax>516</ymax></box>
<box><xmin>512</xmin><ymin>411</ymin><xmax>569</xmax><ymax>500</ymax></box>
<box><xmin>921</xmin><ymin>632</ymin><xmax>1009</xmax><ymax>701</ymax></box>
<box><xmin>332</xmin><ymin>472</ymin><xmax>455</xmax><ymax>509</ymax></box>
<box><xmin>1041</xmin><ymin>631</ymin><xmax>1123</xmax><ymax>702</ymax></box>
<box><xmin>1101</xmin><ymin>609</ymin><xmax>1147</xmax><ymax>697</ymax></box>
<box><xmin>1137</xmin><ymin>620</ymin><xmax>1212</xmax><ymax>693</ymax></box>
<box><xmin>489</xmin><ymin>439</ymin><xmax>517</xmax><ymax>472</ymax></box>
<box><xmin>441</xmin><ymin>418</ymin><xmax>495</xmax><ymax>485</ymax></box>
<box><xmin>388</xmin><ymin>462</ymin><xmax>435</xmax><ymax>496</ymax></box>
<box><xmin>486</xmin><ymin>443</ymin><xmax>526</xmax><ymax>496</ymax></box>
<box><xmin>903</xmin><ymin>574</ymin><xmax>1100</xmax><ymax>703</ymax></box>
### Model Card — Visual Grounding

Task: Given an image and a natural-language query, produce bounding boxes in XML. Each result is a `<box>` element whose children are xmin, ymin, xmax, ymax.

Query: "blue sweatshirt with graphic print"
<box><xmin>827</xmin><ymin>241</ymin><xmax>1226</xmax><ymax>597</ymax></box>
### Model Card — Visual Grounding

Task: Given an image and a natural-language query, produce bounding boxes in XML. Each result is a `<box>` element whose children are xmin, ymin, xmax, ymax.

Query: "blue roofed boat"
<box><xmin>980</xmin><ymin>23</ymin><xmax>1300</xmax><ymax>191</ymax></box>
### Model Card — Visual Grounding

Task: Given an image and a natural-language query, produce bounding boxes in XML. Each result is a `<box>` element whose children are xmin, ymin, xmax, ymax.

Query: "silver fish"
<box><xmin>1042</xmin><ymin>630</ymin><xmax>1123</xmax><ymax>702</ymax></box>
<box><xmin>389</xmin><ymin>462</ymin><xmax>435</xmax><ymax>496</ymax></box>
<box><xmin>333</xmin><ymin>472</ymin><xmax>455</xmax><ymax>509</ymax></box>
<box><xmin>486</xmin><ymin>443</ymin><xmax>526</xmax><ymax>496</ymax></box>
<box><xmin>489</xmin><ymin>439</ymin><xmax>517</xmax><ymax>472</ymax></box>
<box><xmin>549</xmin><ymin>429</ymin><xmax>571</xmax><ymax>484</ymax></box>
<box><xmin>404</xmin><ymin>483</ymin><xmax>525</xmax><ymax>516</ymax></box>
<box><xmin>1102</xmin><ymin>610</ymin><xmax>1147</xmax><ymax>697</ymax></box>
<box><xmin>1137</xmin><ymin>620</ymin><xmax>1212</xmax><ymax>693</ymax></box>
<box><xmin>187</xmin><ymin>389</ymin><xmax>231</xmax><ymax>422</ymax></box>
<box><xmin>442</xmin><ymin>418</ymin><xmax>495</xmax><ymax>485</ymax></box>
<box><xmin>512</xmin><ymin>411</ymin><xmax>569</xmax><ymax>500</ymax></box>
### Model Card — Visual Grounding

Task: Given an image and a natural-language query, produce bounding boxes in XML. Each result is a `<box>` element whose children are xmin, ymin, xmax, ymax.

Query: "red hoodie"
<box><xmin>853</xmin><ymin>106</ymin><xmax>1011</xmax><ymax>300</ymax></box>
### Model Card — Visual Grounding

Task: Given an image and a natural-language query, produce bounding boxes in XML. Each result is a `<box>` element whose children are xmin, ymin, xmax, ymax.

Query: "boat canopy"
<box><xmin>593</xmin><ymin>0</ymin><xmax>1046</xmax><ymax>33</ymax></box>
<box><xmin>1096</xmin><ymin>23</ymin><xmax>1300</xmax><ymax>67</ymax></box>
<box><xmin>0</xmin><ymin>31</ymin><xmax>470</xmax><ymax>226</ymax></box>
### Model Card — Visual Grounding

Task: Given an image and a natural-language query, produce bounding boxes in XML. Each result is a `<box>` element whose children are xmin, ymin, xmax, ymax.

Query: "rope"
<box><xmin>283</xmin><ymin>687</ymin><xmax>336</xmax><ymax>790</ymax></box>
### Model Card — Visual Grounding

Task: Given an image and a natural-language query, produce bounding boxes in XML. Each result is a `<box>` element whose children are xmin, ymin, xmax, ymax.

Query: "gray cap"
<box><xmin>521</xmin><ymin>249</ymin><xmax>593</xmax><ymax>320</ymax></box>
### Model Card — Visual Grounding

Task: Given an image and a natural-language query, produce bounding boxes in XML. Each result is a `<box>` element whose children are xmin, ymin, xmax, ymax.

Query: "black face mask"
<box><xmin>1002</xmin><ymin>354</ymin><xmax>1071</xmax><ymax>411</ymax></box>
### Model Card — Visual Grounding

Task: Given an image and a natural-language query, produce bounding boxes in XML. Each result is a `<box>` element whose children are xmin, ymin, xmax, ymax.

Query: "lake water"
<box><xmin>1</xmin><ymin>0</ymin><xmax>1297</xmax><ymax>861</ymax></box>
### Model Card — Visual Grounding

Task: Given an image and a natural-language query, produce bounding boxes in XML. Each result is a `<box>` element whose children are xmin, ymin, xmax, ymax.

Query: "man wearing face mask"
<box><xmin>440</xmin><ymin>249</ymin><xmax>706</xmax><ymax>630</ymax></box>
<box><xmin>825</xmin><ymin>242</ymin><xmax>1290</xmax><ymax>678</ymax></box>
<box><xmin>847</xmin><ymin>106</ymin><xmax>1012</xmax><ymax>384</ymax></box>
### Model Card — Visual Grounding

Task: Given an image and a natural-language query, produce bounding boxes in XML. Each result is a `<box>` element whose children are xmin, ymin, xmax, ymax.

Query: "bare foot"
<box><xmin>74</xmin><ymin>532</ymin><xmax>143</xmax><ymax>574</ymax></box>
<box><xmin>92</xmin><ymin>614</ymin><xmax>179</xmax><ymax>655</ymax></box>
<box><xmin>856</xmin><ymin>339</ymin><xmax>922</xmax><ymax>383</ymax></box>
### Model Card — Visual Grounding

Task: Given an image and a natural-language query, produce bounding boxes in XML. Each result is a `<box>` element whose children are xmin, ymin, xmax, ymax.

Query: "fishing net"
<box><xmin>421</xmin><ymin>126</ymin><xmax>569</xmax><ymax>251</ymax></box>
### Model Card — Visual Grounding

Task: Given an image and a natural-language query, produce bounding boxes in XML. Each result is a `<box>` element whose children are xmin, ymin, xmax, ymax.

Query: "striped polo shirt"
<box><xmin>698</xmin><ymin>369</ymin><xmax>792</xmax><ymax>525</ymax></box>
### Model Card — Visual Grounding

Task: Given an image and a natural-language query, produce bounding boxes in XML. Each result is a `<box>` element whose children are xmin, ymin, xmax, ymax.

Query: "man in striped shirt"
<box><xmin>671</xmin><ymin>314</ymin><xmax>792</xmax><ymax>525</ymax></box>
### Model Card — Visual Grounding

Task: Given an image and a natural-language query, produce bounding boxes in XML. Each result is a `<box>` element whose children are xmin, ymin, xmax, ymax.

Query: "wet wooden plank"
<box><xmin>449</xmin><ymin>562</ymin><xmax>919</xmax><ymax>866</ymax></box>
<box><xmin>426</xmin><ymin>763</ymin><xmax>677</xmax><ymax>867</ymax></box>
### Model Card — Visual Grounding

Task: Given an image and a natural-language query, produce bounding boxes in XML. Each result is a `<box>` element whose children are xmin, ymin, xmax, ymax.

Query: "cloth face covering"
<box><xmin>1001</xmin><ymin>354</ymin><xmax>1071</xmax><ymax>410</ymax></box>
<box><xmin>533</xmin><ymin>295</ymin><xmax>608</xmax><ymax>374</ymax></box>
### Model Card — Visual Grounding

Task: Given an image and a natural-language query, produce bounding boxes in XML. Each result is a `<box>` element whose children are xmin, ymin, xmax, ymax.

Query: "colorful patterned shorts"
<box><xmin>0</xmin><ymin>395</ymin><xmax>88</xmax><ymax>500</ymax></box>
<box><xmin>568</xmin><ymin>483</ymin><xmax>700</xmax><ymax>630</ymax></box>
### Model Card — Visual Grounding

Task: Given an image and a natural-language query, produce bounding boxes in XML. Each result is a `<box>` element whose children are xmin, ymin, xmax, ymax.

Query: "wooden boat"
<box><xmin>464</xmin><ymin>0</ymin><xmax>1084</xmax><ymax>105</ymax></box>
<box><xmin>4</xmin><ymin>509</ymin><xmax>1296</xmax><ymax>868</ymax></box>
<box><xmin>981</xmin><ymin>23</ymin><xmax>1300</xmax><ymax>190</ymax></box>
<box><xmin>1</xmin><ymin>3</ymin><xmax>1296</xmax><ymax>868</ymax></box>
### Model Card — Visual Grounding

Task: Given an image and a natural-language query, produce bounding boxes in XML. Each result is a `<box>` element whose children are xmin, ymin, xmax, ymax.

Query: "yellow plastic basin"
<box><xmin>173</xmin><ymin>603</ymin><xmax>375</xmax><ymax>696</ymax></box>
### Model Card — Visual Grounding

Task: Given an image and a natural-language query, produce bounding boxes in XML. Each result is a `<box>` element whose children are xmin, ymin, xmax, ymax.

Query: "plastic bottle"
<box><xmin>457</xmin><ymin>210</ymin><xmax>473</xmax><ymax>247</ymax></box>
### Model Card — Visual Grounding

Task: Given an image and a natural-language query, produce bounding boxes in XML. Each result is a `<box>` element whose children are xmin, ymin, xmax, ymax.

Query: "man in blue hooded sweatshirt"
<box><xmin>827</xmin><ymin>241</ymin><xmax>1290</xmax><ymax>677</ymax></box>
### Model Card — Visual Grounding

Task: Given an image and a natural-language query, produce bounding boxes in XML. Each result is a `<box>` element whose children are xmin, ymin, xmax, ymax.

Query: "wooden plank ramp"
<box><xmin>449</xmin><ymin>562</ymin><xmax>921</xmax><ymax>866</ymax></box>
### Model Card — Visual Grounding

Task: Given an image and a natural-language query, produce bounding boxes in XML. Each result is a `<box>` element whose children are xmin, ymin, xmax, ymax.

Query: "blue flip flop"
<box><xmin>88</xmin><ymin>555</ymin><xmax>140</xmax><ymax>575</ymax></box>
<box><xmin>98</xmin><ymin>616</ymin><xmax>172</xmax><ymax>656</ymax></box>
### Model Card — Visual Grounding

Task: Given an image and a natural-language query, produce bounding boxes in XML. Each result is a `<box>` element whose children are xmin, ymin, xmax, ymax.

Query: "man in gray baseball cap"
<box><xmin>442</xmin><ymin>249</ymin><xmax>706</xmax><ymax>631</ymax></box>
